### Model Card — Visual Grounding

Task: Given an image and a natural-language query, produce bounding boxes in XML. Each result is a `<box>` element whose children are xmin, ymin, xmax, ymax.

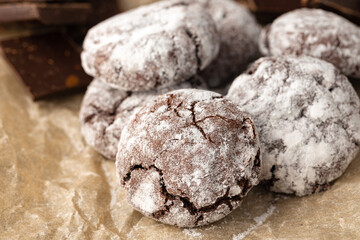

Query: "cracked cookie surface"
<box><xmin>227</xmin><ymin>56</ymin><xmax>360</xmax><ymax>196</ymax></box>
<box><xmin>81</xmin><ymin>0</ymin><xmax>219</xmax><ymax>91</ymax></box>
<box><xmin>194</xmin><ymin>0</ymin><xmax>261</xmax><ymax>88</ymax></box>
<box><xmin>259</xmin><ymin>8</ymin><xmax>360</xmax><ymax>79</ymax></box>
<box><xmin>79</xmin><ymin>78</ymin><xmax>206</xmax><ymax>159</ymax></box>
<box><xmin>116</xmin><ymin>89</ymin><xmax>261</xmax><ymax>227</ymax></box>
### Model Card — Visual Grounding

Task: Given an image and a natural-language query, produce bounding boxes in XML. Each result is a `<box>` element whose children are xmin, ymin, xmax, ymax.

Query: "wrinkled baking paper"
<box><xmin>0</xmin><ymin>52</ymin><xmax>360</xmax><ymax>240</ymax></box>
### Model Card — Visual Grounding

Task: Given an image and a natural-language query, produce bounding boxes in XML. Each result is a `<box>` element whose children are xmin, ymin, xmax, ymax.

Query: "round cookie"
<box><xmin>259</xmin><ymin>8</ymin><xmax>360</xmax><ymax>78</ymax></box>
<box><xmin>79</xmin><ymin>78</ymin><xmax>206</xmax><ymax>159</ymax></box>
<box><xmin>81</xmin><ymin>0</ymin><xmax>220</xmax><ymax>91</ymax></box>
<box><xmin>195</xmin><ymin>0</ymin><xmax>261</xmax><ymax>88</ymax></box>
<box><xmin>227</xmin><ymin>56</ymin><xmax>360</xmax><ymax>196</ymax></box>
<box><xmin>116</xmin><ymin>89</ymin><xmax>261</xmax><ymax>227</ymax></box>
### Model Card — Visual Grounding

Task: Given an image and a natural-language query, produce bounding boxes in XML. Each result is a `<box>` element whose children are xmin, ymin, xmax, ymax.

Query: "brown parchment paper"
<box><xmin>1</xmin><ymin>52</ymin><xmax>360</xmax><ymax>240</ymax></box>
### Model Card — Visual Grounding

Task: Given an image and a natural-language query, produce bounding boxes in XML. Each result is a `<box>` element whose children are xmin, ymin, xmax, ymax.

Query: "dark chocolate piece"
<box><xmin>238</xmin><ymin>0</ymin><xmax>360</xmax><ymax>25</ymax></box>
<box><xmin>310</xmin><ymin>0</ymin><xmax>360</xmax><ymax>25</ymax></box>
<box><xmin>1</xmin><ymin>32</ymin><xmax>92</xmax><ymax>100</ymax></box>
<box><xmin>88</xmin><ymin>0</ymin><xmax>119</xmax><ymax>24</ymax></box>
<box><xmin>242</xmin><ymin>0</ymin><xmax>301</xmax><ymax>13</ymax></box>
<box><xmin>0</xmin><ymin>1</ymin><xmax>119</xmax><ymax>25</ymax></box>
<box><xmin>0</xmin><ymin>3</ymin><xmax>92</xmax><ymax>25</ymax></box>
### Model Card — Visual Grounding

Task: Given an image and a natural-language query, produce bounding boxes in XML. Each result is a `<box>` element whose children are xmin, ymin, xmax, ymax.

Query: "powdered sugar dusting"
<box><xmin>79</xmin><ymin>79</ymin><xmax>128</xmax><ymax>159</ymax></box>
<box><xmin>193</xmin><ymin>0</ymin><xmax>261</xmax><ymax>87</ymax></box>
<box><xmin>183</xmin><ymin>228</ymin><xmax>204</xmax><ymax>239</ymax></box>
<box><xmin>131</xmin><ymin>171</ymin><xmax>159</xmax><ymax>213</ymax></box>
<box><xmin>227</xmin><ymin>56</ymin><xmax>360</xmax><ymax>196</ymax></box>
<box><xmin>260</xmin><ymin>8</ymin><xmax>360</xmax><ymax>78</ymax></box>
<box><xmin>82</xmin><ymin>0</ymin><xmax>219</xmax><ymax>91</ymax></box>
<box><xmin>79</xmin><ymin>78</ymin><xmax>207</xmax><ymax>159</ymax></box>
<box><xmin>232</xmin><ymin>205</ymin><xmax>276</xmax><ymax>240</ymax></box>
<box><xmin>117</xmin><ymin>89</ymin><xmax>261</xmax><ymax>227</ymax></box>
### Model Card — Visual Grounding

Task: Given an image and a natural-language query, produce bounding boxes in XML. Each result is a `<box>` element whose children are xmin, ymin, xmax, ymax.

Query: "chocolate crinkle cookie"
<box><xmin>227</xmin><ymin>56</ymin><xmax>360</xmax><ymax>196</ymax></box>
<box><xmin>116</xmin><ymin>89</ymin><xmax>261</xmax><ymax>227</ymax></box>
<box><xmin>79</xmin><ymin>78</ymin><xmax>206</xmax><ymax>159</ymax></box>
<box><xmin>260</xmin><ymin>8</ymin><xmax>360</xmax><ymax>79</ymax></box>
<box><xmin>194</xmin><ymin>0</ymin><xmax>261</xmax><ymax>88</ymax></box>
<box><xmin>81</xmin><ymin>0</ymin><xmax>219</xmax><ymax>91</ymax></box>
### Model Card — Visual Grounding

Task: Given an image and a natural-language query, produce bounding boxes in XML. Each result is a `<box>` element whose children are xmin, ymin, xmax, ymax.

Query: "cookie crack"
<box><xmin>154</xmin><ymin>178</ymin><xmax>245</xmax><ymax>224</ymax></box>
<box><xmin>84</xmin><ymin>92</ymin><xmax>130</xmax><ymax>125</ymax></box>
<box><xmin>294</xmin><ymin>106</ymin><xmax>307</xmax><ymax>120</ymax></box>
<box><xmin>103</xmin><ymin>93</ymin><xmax>132</xmax><ymax>135</ymax></box>
<box><xmin>282</xmin><ymin>60</ymin><xmax>291</xmax><ymax>84</ymax></box>
<box><xmin>157</xmin><ymin>174</ymin><xmax>247</xmax><ymax>221</ymax></box>
<box><xmin>166</xmin><ymin>94</ymin><xmax>172</xmax><ymax>111</ymax></box>
<box><xmin>311</xmin><ymin>182</ymin><xmax>331</xmax><ymax>194</ymax></box>
<box><xmin>211</xmin><ymin>95</ymin><xmax>224</xmax><ymax>100</ymax></box>
<box><xmin>331</xmin><ymin>36</ymin><xmax>341</xmax><ymax>56</ymax></box>
<box><xmin>196</xmin><ymin>115</ymin><xmax>257</xmax><ymax>139</ymax></box>
<box><xmin>313</xmin><ymin>71</ymin><xmax>339</xmax><ymax>93</ymax></box>
<box><xmin>196</xmin><ymin>115</ymin><xmax>242</xmax><ymax>127</ymax></box>
<box><xmin>153</xmin><ymin>74</ymin><xmax>162</xmax><ymax>88</ymax></box>
<box><xmin>83</xmin><ymin>112</ymin><xmax>97</xmax><ymax>124</ymax></box>
<box><xmin>174</xmin><ymin>101</ymin><xmax>183</xmax><ymax>117</ymax></box>
<box><xmin>165</xmin><ymin>94</ymin><xmax>183</xmax><ymax>118</ymax></box>
<box><xmin>83</xmin><ymin>104</ymin><xmax>115</xmax><ymax>125</ymax></box>
<box><xmin>251</xmin><ymin>149</ymin><xmax>261</xmax><ymax>176</ymax></box>
<box><xmin>188</xmin><ymin>101</ymin><xmax>215</xmax><ymax>144</ymax></box>
<box><xmin>262</xmin><ymin>25</ymin><xmax>272</xmax><ymax>55</ymax></box>
<box><xmin>237</xmin><ymin>178</ymin><xmax>252</xmax><ymax>196</ymax></box>
<box><xmin>122</xmin><ymin>146</ymin><xmax>170</xmax><ymax>184</ymax></box>
<box><xmin>124</xmin><ymin>163</ymin><xmax>245</xmax><ymax>225</ymax></box>
<box><xmin>184</xmin><ymin>27</ymin><xmax>202</xmax><ymax>72</ymax></box>
<box><xmin>123</xmin><ymin>164</ymin><xmax>146</xmax><ymax>183</ymax></box>
<box><xmin>267</xmin><ymin>165</ymin><xmax>280</xmax><ymax>187</ymax></box>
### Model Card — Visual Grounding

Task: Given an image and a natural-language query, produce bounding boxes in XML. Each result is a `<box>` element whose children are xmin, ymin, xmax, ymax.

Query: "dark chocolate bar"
<box><xmin>238</xmin><ymin>0</ymin><xmax>360</xmax><ymax>25</ymax></box>
<box><xmin>310</xmin><ymin>0</ymin><xmax>360</xmax><ymax>25</ymax></box>
<box><xmin>1</xmin><ymin>32</ymin><xmax>92</xmax><ymax>100</ymax></box>
<box><xmin>0</xmin><ymin>3</ymin><xmax>92</xmax><ymax>25</ymax></box>
<box><xmin>0</xmin><ymin>1</ymin><xmax>119</xmax><ymax>25</ymax></box>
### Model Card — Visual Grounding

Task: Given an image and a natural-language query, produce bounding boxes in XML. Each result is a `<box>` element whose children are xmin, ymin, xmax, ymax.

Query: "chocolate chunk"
<box><xmin>1</xmin><ymin>32</ymin><xmax>92</xmax><ymax>100</ymax></box>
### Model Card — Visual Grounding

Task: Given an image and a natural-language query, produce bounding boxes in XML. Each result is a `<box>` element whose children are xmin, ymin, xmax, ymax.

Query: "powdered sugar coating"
<box><xmin>260</xmin><ymin>8</ymin><xmax>360</xmax><ymax>78</ymax></box>
<box><xmin>79</xmin><ymin>78</ymin><xmax>206</xmax><ymax>159</ymax></box>
<box><xmin>195</xmin><ymin>0</ymin><xmax>261</xmax><ymax>88</ymax></box>
<box><xmin>227</xmin><ymin>56</ymin><xmax>360</xmax><ymax>196</ymax></box>
<box><xmin>79</xmin><ymin>80</ymin><xmax>128</xmax><ymax>159</ymax></box>
<box><xmin>81</xmin><ymin>0</ymin><xmax>219</xmax><ymax>91</ymax></box>
<box><xmin>116</xmin><ymin>89</ymin><xmax>261</xmax><ymax>227</ymax></box>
